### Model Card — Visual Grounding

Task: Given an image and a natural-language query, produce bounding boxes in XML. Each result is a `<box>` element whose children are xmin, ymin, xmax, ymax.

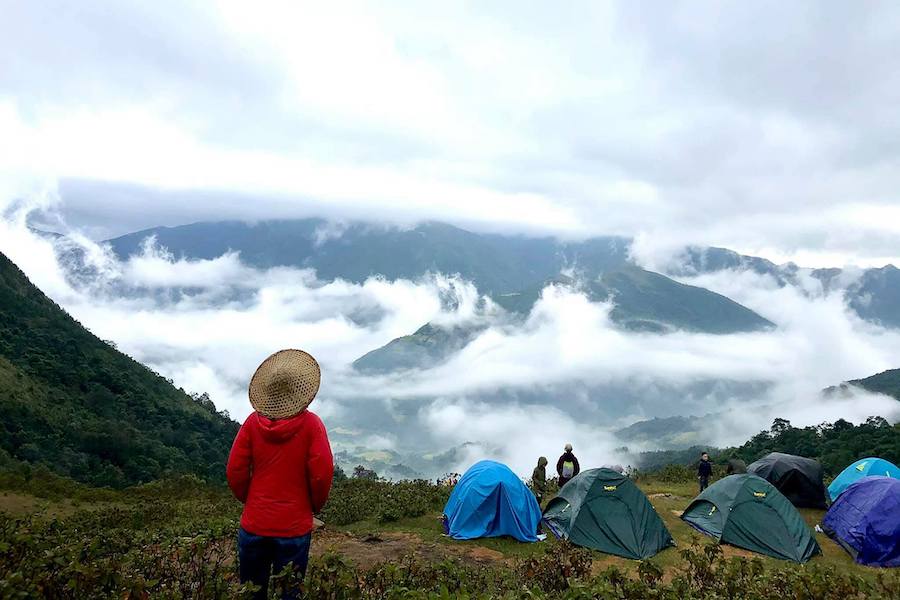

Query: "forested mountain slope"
<box><xmin>0</xmin><ymin>252</ymin><xmax>238</xmax><ymax>487</ymax></box>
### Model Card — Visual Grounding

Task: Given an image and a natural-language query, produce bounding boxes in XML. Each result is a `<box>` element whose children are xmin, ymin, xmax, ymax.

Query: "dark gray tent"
<box><xmin>747</xmin><ymin>452</ymin><xmax>827</xmax><ymax>508</ymax></box>
<box><xmin>726</xmin><ymin>458</ymin><xmax>747</xmax><ymax>475</ymax></box>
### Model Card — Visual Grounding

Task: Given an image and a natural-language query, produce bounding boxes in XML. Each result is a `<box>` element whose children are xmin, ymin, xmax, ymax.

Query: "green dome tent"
<box><xmin>681</xmin><ymin>474</ymin><xmax>821</xmax><ymax>563</ymax></box>
<box><xmin>542</xmin><ymin>468</ymin><xmax>675</xmax><ymax>559</ymax></box>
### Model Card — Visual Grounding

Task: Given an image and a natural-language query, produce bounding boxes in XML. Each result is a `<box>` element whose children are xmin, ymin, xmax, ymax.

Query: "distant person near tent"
<box><xmin>557</xmin><ymin>444</ymin><xmax>580</xmax><ymax>488</ymax></box>
<box><xmin>227</xmin><ymin>349</ymin><xmax>334</xmax><ymax>600</ymax></box>
<box><xmin>698</xmin><ymin>452</ymin><xmax>713</xmax><ymax>492</ymax></box>
<box><xmin>532</xmin><ymin>456</ymin><xmax>548</xmax><ymax>504</ymax></box>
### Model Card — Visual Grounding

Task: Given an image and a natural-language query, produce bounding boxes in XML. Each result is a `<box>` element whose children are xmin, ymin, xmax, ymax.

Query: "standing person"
<box><xmin>556</xmin><ymin>443</ymin><xmax>580</xmax><ymax>488</ymax></box>
<box><xmin>227</xmin><ymin>349</ymin><xmax>334</xmax><ymax>600</ymax></box>
<box><xmin>532</xmin><ymin>456</ymin><xmax>548</xmax><ymax>504</ymax></box>
<box><xmin>697</xmin><ymin>451</ymin><xmax>713</xmax><ymax>492</ymax></box>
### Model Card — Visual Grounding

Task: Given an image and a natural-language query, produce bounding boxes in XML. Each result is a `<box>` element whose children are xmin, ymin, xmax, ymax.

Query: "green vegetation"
<box><xmin>728</xmin><ymin>417</ymin><xmax>900</xmax><ymax>476</ymax></box>
<box><xmin>319</xmin><ymin>478</ymin><xmax>451</xmax><ymax>525</ymax></box>
<box><xmin>0</xmin><ymin>252</ymin><xmax>238</xmax><ymax>488</ymax></box>
<box><xmin>635</xmin><ymin>417</ymin><xmax>900</xmax><ymax>478</ymax></box>
<box><xmin>846</xmin><ymin>368</ymin><xmax>900</xmax><ymax>400</ymax></box>
<box><xmin>2</xmin><ymin>473</ymin><xmax>898</xmax><ymax>599</ymax></box>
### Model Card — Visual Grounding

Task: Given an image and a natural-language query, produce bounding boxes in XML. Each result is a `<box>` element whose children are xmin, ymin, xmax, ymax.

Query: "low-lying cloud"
<box><xmin>2</xmin><ymin>189</ymin><xmax>899</xmax><ymax>478</ymax></box>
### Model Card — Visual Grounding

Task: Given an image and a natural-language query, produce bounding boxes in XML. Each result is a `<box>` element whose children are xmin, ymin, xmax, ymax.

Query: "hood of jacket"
<box><xmin>537</xmin><ymin>457</ymin><xmax>548</xmax><ymax>467</ymax></box>
<box><xmin>254</xmin><ymin>411</ymin><xmax>307</xmax><ymax>443</ymax></box>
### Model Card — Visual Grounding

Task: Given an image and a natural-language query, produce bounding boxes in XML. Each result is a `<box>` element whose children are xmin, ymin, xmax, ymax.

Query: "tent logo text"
<box><xmin>753</xmin><ymin>491</ymin><xmax>767</xmax><ymax>498</ymax></box>
<box><xmin>603</xmin><ymin>485</ymin><xmax>617</xmax><ymax>491</ymax></box>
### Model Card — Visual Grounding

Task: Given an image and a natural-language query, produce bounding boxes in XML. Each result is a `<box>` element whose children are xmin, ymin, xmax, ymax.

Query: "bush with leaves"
<box><xmin>319</xmin><ymin>478</ymin><xmax>451</xmax><ymax>526</ymax></box>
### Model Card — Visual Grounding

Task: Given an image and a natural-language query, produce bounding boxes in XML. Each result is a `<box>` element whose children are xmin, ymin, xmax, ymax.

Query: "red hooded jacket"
<box><xmin>227</xmin><ymin>410</ymin><xmax>334</xmax><ymax>537</ymax></box>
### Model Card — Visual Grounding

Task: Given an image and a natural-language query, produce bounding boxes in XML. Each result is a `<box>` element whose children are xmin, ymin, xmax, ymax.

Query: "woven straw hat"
<box><xmin>249</xmin><ymin>349</ymin><xmax>321</xmax><ymax>419</ymax></box>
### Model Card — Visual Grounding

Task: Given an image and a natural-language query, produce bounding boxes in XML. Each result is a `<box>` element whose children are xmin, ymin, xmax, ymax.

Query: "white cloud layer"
<box><xmin>2</xmin><ymin>1</ymin><xmax>900</xmax><ymax>266</ymax></box>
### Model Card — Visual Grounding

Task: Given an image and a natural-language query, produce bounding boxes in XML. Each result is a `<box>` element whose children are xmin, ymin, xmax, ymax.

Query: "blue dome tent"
<box><xmin>442</xmin><ymin>460</ymin><xmax>542</xmax><ymax>542</ymax></box>
<box><xmin>823</xmin><ymin>476</ymin><xmax>900</xmax><ymax>568</ymax></box>
<box><xmin>827</xmin><ymin>457</ymin><xmax>900</xmax><ymax>502</ymax></box>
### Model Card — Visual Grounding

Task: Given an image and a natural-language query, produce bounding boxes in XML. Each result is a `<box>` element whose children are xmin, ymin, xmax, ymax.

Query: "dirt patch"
<box><xmin>312</xmin><ymin>529</ymin><xmax>420</xmax><ymax>568</ymax></box>
<box><xmin>720</xmin><ymin>544</ymin><xmax>757</xmax><ymax>559</ymax></box>
<box><xmin>670</xmin><ymin>510</ymin><xmax>684</xmax><ymax>517</ymax></box>
<box><xmin>467</xmin><ymin>546</ymin><xmax>506</xmax><ymax>562</ymax></box>
<box><xmin>589</xmin><ymin>553</ymin><xmax>630</xmax><ymax>576</ymax></box>
<box><xmin>311</xmin><ymin>528</ymin><xmax>509</xmax><ymax>569</ymax></box>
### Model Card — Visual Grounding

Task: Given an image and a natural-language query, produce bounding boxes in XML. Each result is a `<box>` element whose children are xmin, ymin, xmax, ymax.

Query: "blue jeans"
<box><xmin>238</xmin><ymin>528</ymin><xmax>311</xmax><ymax>600</ymax></box>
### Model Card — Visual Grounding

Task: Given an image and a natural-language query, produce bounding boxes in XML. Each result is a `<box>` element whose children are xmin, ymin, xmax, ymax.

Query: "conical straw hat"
<box><xmin>249</xmin><ymin>349</ymin><xmax>321</xmax><ymax>419</ymax></box>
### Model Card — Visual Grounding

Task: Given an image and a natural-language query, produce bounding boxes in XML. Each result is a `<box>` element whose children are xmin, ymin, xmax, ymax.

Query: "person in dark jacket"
<box><xmin>227</xmin><ymin>349</ymin><xmax>334</xmax><ymax>600</ymax></box>
<box><xmin>556</xmin><ymin>443</ymin><xmax>580</xmax><ymax>488</ymax></box>
<box><xmin>532</xmin><ymin>457</ymin><xmax>548</xmax><ymax>504</ymax></box>
<box><xmin>697</xmin><ymin>452</ymin><xmax>713</xmax><ymax>492</ymax></box>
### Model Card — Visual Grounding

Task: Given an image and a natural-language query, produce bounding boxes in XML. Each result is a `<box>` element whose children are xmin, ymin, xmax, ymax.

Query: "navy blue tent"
<box><xmin>822</xmin><ymin>476</ymin><xmax>900</xmax><ymax>567</ymax></box>
<box><xmin>442</xmin><ymin>460</ymin><xmax>542</xmax><ymax>542</ymax></box>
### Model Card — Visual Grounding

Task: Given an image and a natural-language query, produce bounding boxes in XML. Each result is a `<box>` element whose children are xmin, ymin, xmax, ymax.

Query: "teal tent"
<box><xmin>543</xmin><ymin>468</ymin><xmax>674</xmax><ymax>559</ymax></box>
<box><xmin>828</xmin><ymin>457</ymin><xmax>900</xmax><ymax>502</ymax></box>
<box><xmin>682</xmin><ymin>474</ymin><xmax>820</xmax><ymax>563</ymax></box>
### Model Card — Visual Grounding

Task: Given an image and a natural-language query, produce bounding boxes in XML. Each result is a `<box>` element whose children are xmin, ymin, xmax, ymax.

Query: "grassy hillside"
<box><xmin>1</xmin><ymin>413</ymin><xmax>898</xmax><ymax>596</ymax></box>
<box><xmin>0</xmin><ymin>252</ymin><xmax>238</xmax><ymax>487</ymax></box>
<box><xmin>2</xmin><ymin>474</ymin><xmax>897</xmax><ymax>598</ymax></box>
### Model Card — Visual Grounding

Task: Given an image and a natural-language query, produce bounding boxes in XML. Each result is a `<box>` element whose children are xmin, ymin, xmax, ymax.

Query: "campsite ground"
<box><xmin>0</xmin><ymin>475</ymin><xmax>885</xmax><ymax>588</ymax></box>
<box><xmin>318</xmin><ymin>478</ymin><xmax>877</xmax><ymax>580</ymax></box>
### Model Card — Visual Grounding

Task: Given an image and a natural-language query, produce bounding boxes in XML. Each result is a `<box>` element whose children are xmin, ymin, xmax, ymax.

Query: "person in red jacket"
<box><xmin>227</xmin><ymin>349</ymin><xmax>334</xmax><ymax>600</ymax></box>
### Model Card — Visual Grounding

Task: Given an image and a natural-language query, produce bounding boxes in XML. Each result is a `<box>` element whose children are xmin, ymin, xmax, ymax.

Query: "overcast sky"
<box><xmin>3</xmin><ymin>1</ymin><xmax>900</xmax><ymax>267</ymax></box>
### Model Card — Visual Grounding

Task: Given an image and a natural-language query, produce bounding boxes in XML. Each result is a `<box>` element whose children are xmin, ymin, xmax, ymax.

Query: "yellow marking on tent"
<box><xmin>856</xmin><ymin>462</ymin><xmax>868</xmax><ymax>472</ymax></box>
<box><xmin>753</xmin><ymin>491</ymin><xmax>767</xmax><ymax>498</ymax></box>
<box><xmin>603</xmin><ymin>485</ymin><xmax>617</xmax><ymax>491</ymax></box>
<box><xmin>708</xmin><ymin>506</ymin><xmax>717</xmax><ymax>516</ymax></box>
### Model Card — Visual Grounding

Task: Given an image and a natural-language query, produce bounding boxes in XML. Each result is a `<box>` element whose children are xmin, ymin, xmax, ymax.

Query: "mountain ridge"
<box><xmin>102</xmin><ymin>219</ymin><xmax>899</xmax><ymax>330</ymax></box>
